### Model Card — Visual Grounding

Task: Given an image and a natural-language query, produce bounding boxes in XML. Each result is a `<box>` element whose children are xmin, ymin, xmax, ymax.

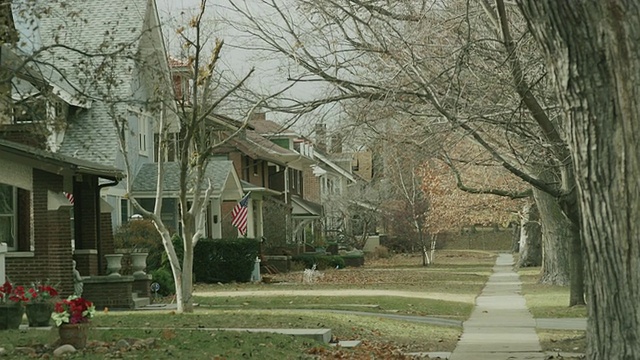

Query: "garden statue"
<box><xmin>73</xmin><ymin>260</ymin><xmax>83</xmax><ymax>296</ymax></box>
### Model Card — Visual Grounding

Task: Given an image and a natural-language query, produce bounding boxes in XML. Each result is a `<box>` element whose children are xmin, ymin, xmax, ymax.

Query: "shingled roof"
<box><xmin>131</xmin><ymin>161</ymin><xmax>238</xmax><ymax>198</ymax></box>
<box><xmin>35</xmin><ymin>0</ymin><xmax>154</xmax><ymax>166</ymax></box>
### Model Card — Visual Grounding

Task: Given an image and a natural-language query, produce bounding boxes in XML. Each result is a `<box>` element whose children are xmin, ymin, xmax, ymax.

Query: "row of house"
<box><xmin>0</xmin><ymin>0</ymin><xmax>376</xmax><ymax>306</ymax></box>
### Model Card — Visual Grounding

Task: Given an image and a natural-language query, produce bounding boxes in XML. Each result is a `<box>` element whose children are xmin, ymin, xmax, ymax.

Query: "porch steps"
<box><xmin>132</xmin><ymin>292</ymin><xmax>150</xmax><ymax>309</ymax></box>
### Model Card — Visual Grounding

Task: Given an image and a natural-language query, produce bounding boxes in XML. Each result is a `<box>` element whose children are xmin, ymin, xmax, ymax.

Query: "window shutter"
<box><xmin>17</xmin><ymin>188</ymin><xmax>30</xmax><ymax>251</ymax></box>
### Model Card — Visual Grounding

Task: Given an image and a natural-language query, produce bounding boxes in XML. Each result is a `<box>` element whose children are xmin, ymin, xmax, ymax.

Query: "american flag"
<box><xmin>63</xmin><ymin>192</ymin><xmax>74</xmax><ymax>205</ymax></box>
<box><xmin>231</xmin><ymin>192</ymin><xmax>250</xmax><ymax>236</ymax></box>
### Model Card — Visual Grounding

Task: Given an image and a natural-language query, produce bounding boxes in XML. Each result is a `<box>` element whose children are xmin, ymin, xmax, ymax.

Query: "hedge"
<box><xmin>291</xmin><ymin>254</ymin><xmax>345</xmax><ymax>270</ymax></box>
<box><xmin>193</xmin><ymin>238</ymin><xmax>260</xmax><ymax>283</ymax></box>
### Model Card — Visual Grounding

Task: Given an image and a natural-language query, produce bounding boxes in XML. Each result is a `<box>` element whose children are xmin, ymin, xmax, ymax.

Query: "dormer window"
<box><xmin>12</xmin><ymin>96</ymin><xmax>47</xmax><ymax>123</ymax></box>
<box><xmin>12</xmin><ymin>97</ymin><xmax>66</xmax><ymax>124</ymax></box>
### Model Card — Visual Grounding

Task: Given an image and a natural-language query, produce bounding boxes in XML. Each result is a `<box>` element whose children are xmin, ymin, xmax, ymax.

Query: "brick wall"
<box><xmin>99</xmin><ymin>212</ymin><xmax>116</xmax><ymax>274</ymax></box>
<box><xmin>74</xmin><ymin>253</ymin><xmax>98</xmax><ymax>277</ymax></box>
<box><xmin>133</xmin><ymin>278</ymin><xmax>151</xmax><ymax>298</ymax></box>
<box><xmin>302</xmin><ymin>170</ymin><xmax>321</xmax><ymax>203</ymax></box>
<box><xmin>83</xmin><ymin>277</ymin><xmax>134</xmax><ymax>309</ymax></box>
<box><xmin>229</xmin><ymin>152</ymin><xmax>243</xmax><ymax>180</ymax></box>
<box><xmin>6</xmin><ymin>169</ymin><xmax>74</xmax><ymax>296</ymax></box>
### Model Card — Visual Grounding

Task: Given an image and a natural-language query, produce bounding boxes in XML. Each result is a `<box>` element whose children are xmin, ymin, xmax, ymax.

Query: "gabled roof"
<box><xmin>291</xmin><ymin>195</ymin><xmax>322</xmax><ymax>219</ymax></box>
<box><xmin>33</xmin><ymin>0</ymin><xmax>158</xmax><ymax>166</ymax></box>
<box><xmin>1</xmin><ymin>45</ymin><xmax>91</xmax><ymax>108</ymax></box>
<box><xmin>250</xmin><ymin>118</ymin><xmax>299</xmax><ymax>137</ymax></box>
<box><xmin>224</xmin><ymin>130</ymin><xmax>314</xmax><ymax>169</ymax></box>
<box><xmin>207</xmin><ymin>113</ymin><xmax>255</xmax><ymax>131</ymax></box>
<box><xmin>131</xmin><ymin>161</ymin><xmax>243</xmax><ymax>200</ymax></box>
<box><xmin>314</xmin><ymin>151</ymin><xmax>356</xmax><ymax>183</ymax></box>
<box><xmin>0</xmin><ymin>139</ymin><xmax>123</xmax><ymax>180</ymax></box>
<box><xmin>36</xmin><ymin>0</ymin><xmax>150</xmax><ymax>97</ymax></box>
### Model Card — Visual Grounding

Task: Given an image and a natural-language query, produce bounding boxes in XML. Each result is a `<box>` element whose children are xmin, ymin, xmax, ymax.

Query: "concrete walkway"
<box><xmin>449</xmin><ymin>253</ymin><xmax>544</xmax><ymax>360</ymax></box>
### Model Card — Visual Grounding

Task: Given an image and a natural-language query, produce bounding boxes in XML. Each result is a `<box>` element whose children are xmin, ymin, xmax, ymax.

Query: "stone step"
<box><xmin>132</xmin><ymin>292</ymin><xmax>150</xmax><ymax>309</ymax></box>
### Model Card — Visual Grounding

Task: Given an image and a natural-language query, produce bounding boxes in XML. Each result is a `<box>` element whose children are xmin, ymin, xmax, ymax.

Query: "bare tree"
<box><xmin>226</xmin><ymin>0</ymin><xmax>585</xmax><ymax>305</ymax></box>
<box><xmin>9</xmin><ymin>0</ymin><xmax>263</xmax><ymax>313</ymax></box>
<box><xmin>117</xmin><ymin>1</ymin><xmax>261</xmax><ymax>313</ymax></box>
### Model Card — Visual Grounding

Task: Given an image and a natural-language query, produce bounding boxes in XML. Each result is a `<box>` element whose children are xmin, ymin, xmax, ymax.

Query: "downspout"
<box><xmin>96</xmin><ymin>179</ymin><xmax>120</xmax><ymax>275</ymax></box>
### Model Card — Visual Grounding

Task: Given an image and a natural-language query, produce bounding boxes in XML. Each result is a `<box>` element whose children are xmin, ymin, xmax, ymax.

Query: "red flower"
<box><xmin>52</xmin><ymin>296</ymin><xmax>95</xmax><ymax>326</ymax></box>
<box><xmin>0</xmin><ymin>281</ymin><xmax>27</xmax><ymax>304</ymax></box>
<box><xmin>24</xmin><ymin>282</ymin><xmax>60</xmax><ymax>303</ymax></box>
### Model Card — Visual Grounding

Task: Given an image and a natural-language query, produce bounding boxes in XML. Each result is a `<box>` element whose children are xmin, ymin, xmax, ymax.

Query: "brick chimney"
<box><xmin>315</xmin><ymin>123</ymin><xmax>327</xmax><ymax>153</ymax></box>
<box><xmin>249</xmin><ymin>112</ymin><xmax>266</xmax><ymax>122</ymax></box>
<box><xmin>168</xmin><ymin>57</ymin><xmax>191</xmax><ymax>103</ymax></box>
<box><xmin>330</xmin><ymin>133</ymin><xmax>343</xmax><ymax>153</ymax></box>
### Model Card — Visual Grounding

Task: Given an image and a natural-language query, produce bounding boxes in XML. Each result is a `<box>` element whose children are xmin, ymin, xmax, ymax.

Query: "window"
<box><xmin>12</xmin><ymin>97</ymin><xmax>47</xmax><ymax>123</ymax></box>
<box><xmin>0</xmin><ymin>184</ymin><xmax>17</xmax><ymax>250</ymax></box>
<box><xmin>120</xmin><ymin>199</ymin><xmax>129</xmax><ymax>225</ymax></box>
<box><xmin>138</xmin><ymin>115</ymin><xmax>149</xmax><ymax>155</ymax></box>
<box><xmin>242</xmin><ymin>156</ymin><xmax>250</xmax><ymax>180</ymax></box>
<box><xmin>154</xmin><ymin>132</ymin><xmax>180</xmax><ymax>162</ymax></box>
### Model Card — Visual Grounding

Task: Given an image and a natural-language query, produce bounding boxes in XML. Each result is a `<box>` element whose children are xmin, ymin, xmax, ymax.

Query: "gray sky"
<box><xmin>156</xmin><ymin>0</ymin><xmax>339</xmax><ymax>135</ymax></box>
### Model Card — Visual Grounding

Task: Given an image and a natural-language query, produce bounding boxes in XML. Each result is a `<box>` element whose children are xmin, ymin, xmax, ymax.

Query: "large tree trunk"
<box><xmin>516</xmin><ymin>201</ymin><xmax>541</xmax><ymax>268</ymax></box>
<box><xmin>510</xmin><ymin>222</ymin><xmax>520</xmax><ymax>253</ymax></box>
<box><xmin>519</xmin><ymin>2</ymin><xmax>640</xmax><ymax>357</ymax></box>
<box><xmin>533</xmin><ymin>188</ymin><xmax>571</xmax><ymax>285</ymax></box>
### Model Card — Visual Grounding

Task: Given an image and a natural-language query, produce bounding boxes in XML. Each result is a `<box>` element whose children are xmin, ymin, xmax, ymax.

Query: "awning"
<box><xmin>291</xmin><ymin>195</ymin><xmax>322</xmax><ymax>219</ymax></box>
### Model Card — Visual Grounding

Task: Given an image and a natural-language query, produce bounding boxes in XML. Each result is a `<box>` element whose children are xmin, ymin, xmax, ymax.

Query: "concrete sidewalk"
<box><xmin>449</xmin><ymin>253</ymin><xmax>544</xmax><ymax>360</ymax></box>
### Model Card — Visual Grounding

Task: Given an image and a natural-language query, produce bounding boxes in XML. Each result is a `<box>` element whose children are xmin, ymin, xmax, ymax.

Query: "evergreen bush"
<box><xmin>193</xmin><ymin>238</ymin><xmax>260</xmax><ymax>283</ymax></box>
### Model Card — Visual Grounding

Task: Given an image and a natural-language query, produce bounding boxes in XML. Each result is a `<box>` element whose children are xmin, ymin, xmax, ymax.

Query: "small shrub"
<box><xmin>114</xmin><ymin>220</ymin><xmax>166</xmax><ymax>270</ymax></box>
<box><xmin>341</xmin><ymin>255</ymin><xmax>365</xmax><ymax>267</ymax></box>
<box><xmin>290</xmin><ymin>261</ymin><xmax>306</xmax><ymax>272</ymax></box>
<box><xmin>373</xmin><ymin>245</ymin><xmax>391</xmax><ymax>259</ymax></box>
<box><xmin>292</xmin><ymin>254</ymin><xmax>345</xmax><ymax>270</ymax></box>
<box><xmin>150</xmin><ymin>268</ymin><xmax>175</xmax><ymax>296</ymax></box>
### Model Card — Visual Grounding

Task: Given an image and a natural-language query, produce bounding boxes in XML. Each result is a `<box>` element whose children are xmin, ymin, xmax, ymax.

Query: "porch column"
<box><xmin>256</xmin><ymin>199</ymin><xmax>264</xmax><ymax>239</ymax></box>
<box><xmin>211</xmin><ymin>198</ymin><xmax>222</xmax><ymax>239</ymax></box>
<box><xmin>0</xmin><ymin>242</ymin><xmax>6</xmax><ymax>283</ymax></box>
<box><xmin>246</xmin><ymin>198</ymin><xmax>255</xmax><ymax>238</ymax></box>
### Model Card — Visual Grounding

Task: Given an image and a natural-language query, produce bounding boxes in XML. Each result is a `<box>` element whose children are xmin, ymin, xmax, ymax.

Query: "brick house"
<box><xmin>0</xmin><ymin>0</ymin><xmax>181</xmax><ymax>307</ymax></box>
<box><xmin>0</xmin><ymin>139</ymin><xmax>123</xmax><ymax>296</ymax></box>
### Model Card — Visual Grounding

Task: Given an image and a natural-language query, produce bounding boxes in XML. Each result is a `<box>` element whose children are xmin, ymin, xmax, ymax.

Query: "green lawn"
<box><xmin>194</xmin><ymin>295</ymin><xmax>473</xmax><ymax>319</ymax></box>
<box><xmin>519</xmin><ymin>267</ymin><xmax>587</xmax><ymax>355</ymax></box>
<box><xmin>0</xmin><ymin>250</ymin><xmax>496</xmax><ymax>358</ymax></box>
<box><xmin>519</xmin><ymin>267</ymin><xmax>587</xmax><ymax>318</ymax></box>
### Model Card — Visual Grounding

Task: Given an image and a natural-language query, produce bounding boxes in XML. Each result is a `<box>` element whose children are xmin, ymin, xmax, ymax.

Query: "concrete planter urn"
<box><xmin>104</xmin><ymin>254</ymin><xmax>123</xmax><ymax>277</ymax></box>
<box><xmin>130</xmin><ymin>252</ymin><xmax>149</xmax><ymax>278</ymax></box>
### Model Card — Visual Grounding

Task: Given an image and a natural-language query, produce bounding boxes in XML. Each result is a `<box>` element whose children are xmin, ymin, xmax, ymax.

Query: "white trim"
<box><xmin>6</xmin><ymin>252</ymin><xmax>35</xmax><ymax>258</ymax></box>
<box><xmin>73</xmin><ymin>249</ymin><xmax>98</xmax><ymax>255</ymax></box>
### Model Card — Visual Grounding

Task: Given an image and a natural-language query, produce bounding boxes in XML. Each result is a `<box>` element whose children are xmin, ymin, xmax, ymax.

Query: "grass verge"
<box><xmin>1</xmin><ymin>327</ymin><xmax>323</xmax><ymax>359</ymax></box>
<box><xmin>519</xmin><ymin>267</ymin><xmax>587</xmax><ymax>318</ymax></box>
<box><xmin>92</xmin><ymin>309</ymin><xmax>461</xmax><ymax>353</ymax></box>
<box><xmin>194</xmin><ymin>295</ymin><xmax>473</xmax><ymax>320</ymax></box>
<box><xmin>537</xmin><ymin>329</ymin><xmax>586</xmax><ymax>354</ymax></box>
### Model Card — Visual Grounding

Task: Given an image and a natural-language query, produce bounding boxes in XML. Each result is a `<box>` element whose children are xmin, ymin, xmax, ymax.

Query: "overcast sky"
<box><xmin>155</xmin><ymin>0</ymin><xmax>339</xmax><ymax>135</ymax></box>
